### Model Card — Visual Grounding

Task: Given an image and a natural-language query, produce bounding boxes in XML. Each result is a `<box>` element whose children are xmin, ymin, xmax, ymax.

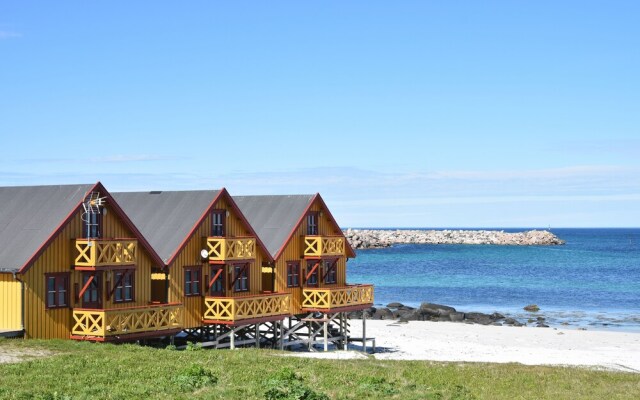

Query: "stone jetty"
<box><xmin>343</xmin><ymin>229</ymin><xmax>565</xmax><ymax>249</ymax></box>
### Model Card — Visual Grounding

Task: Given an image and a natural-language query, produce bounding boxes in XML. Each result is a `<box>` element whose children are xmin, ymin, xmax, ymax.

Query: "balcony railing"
<box><xmin>203</xmin><ymin>293</ymin><xmax>290</xmax><ymax>324</ymax></box>
<box><xmin>303</xmin><ymin>235</ymin><xmax>345</xmax><ymax>257</ymax></box>
<box><xmin>301</xmin><ymin>284</ymin><xmax>374</xmax><ymax>312</ymax></box>
<box><xmin>206</xmin><ymin>237</ymin><xmax>256</xmax><ymax>261</ymax></box>
<box><xmin>71</xmin><ymin>303</ymin><xmax>183</xmax><ymax>339</ymax></box>
<box><xmin>74</xmin><ymin>239</ymin><xmax>137</xmax><ymax>267</ymax></box>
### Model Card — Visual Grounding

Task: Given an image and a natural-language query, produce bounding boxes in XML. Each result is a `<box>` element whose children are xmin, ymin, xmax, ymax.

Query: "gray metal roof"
<box><xmin>0</xmin><ymin>184</ymin><xmax>94</xmax><ymax>273</ymax></box>
<box><xmin>232</xmin><ymin>195</ymin><xmax>315</xmax><ymax>258</ymax></box>
<box><xmin>112</xmin><ymin>190</ymin><xmax>220</xmax><ymax>263</ymax></box>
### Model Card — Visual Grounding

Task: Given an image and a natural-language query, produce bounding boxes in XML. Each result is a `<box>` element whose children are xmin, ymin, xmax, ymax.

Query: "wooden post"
<box><xmin>363</xmin><ymin>310</ymin><xmax>367</xmax><ymax>353</ymax></box>
<box><xmin>280</xmin><ymin>320</ymin><xmax>285</xmax><ymax>350</ymax></box>
<box><xmin>255</xmin><ymin>324</ymin><xmax>260</xmax><ymax>348</ymax></box>
<box><xmin>307</xmin><ymin>320</ymin><xmax>312</xmax><ymax>351</ymax></box>
<box><xmin>323</xmin><ymin>319</ymin><xmax>328</xmax><ymax>352</ymax></box>
<box><xmin>342</xmin><ymin>313</ymin><xmax>348</xmax><ymax>350</ymax></box>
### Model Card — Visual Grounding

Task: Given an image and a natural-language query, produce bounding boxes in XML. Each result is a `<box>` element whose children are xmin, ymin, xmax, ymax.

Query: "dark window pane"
<box><xmin>48</xmin><ymin>277</ymin><xmax>55</xmax><ymax>291</ymax></box>
<box><xmin>48</xmin><ymin>292</ymin><xmax>55</xmax><ymax>306</ymax></box>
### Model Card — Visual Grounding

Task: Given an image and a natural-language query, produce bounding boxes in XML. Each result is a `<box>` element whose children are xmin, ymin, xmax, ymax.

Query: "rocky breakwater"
<box><xmin>343</xmin><ymin>229</ymin><xmax>565</xmax><ymax>249</ymax></box>
<box><xmin>349</xmin><ymin>302</ymin><xmax>539</xmax><ymax>327</ymax></box>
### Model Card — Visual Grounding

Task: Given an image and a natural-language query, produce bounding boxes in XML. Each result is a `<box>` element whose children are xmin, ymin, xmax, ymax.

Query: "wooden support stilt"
<box><xmin>323</xmin><ymin>319</ymin><xmax>328</xmax><ymax>352</ymax></box>
<box><xmin>230</xmin><ymin>329</ymin><xmax>235</xmax><ymax>350</ymax></box>
<box><xmin>279</xmin><ymin>320</ymin><xmax>285</xmax><ymax>351</ymax></box>
<box><xmin>255</xmin><ymin>324</ymin><xmax>260</xmax><ymax>348</ymax></box>
<box><xmin>363</xmin><ymin>310</ymin><xmax>367</xmax><ymax>353</ymax></box>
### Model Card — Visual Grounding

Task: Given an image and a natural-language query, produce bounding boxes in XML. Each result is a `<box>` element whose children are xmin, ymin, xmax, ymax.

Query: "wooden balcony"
<box><xmin>303</xmin><ymin>235</ymin><xmax>345</xmax><ymax>258</ymax></box>
<box><xmin>301</xmin><ymin>284</ymin><xmax>374</xmax><ymax>312</ymax></box>
<box><xmin>71</xmin><ymin>303</ymin><xmax>183</xmax><ymax>341</ymax></box>
<box><xmin>74</xmin><ymin>239</ymin><xmax>137</xmax><ymax>268</ymax></box>
<box><xmin>206</xmin><ymin>237</ymin><xmax>256</xmax><ymax>262</ymax></box>
<box><xmin>203</xmin><ymin>293</ymin><xmax>290</xmax><ymax>325</ymax></box>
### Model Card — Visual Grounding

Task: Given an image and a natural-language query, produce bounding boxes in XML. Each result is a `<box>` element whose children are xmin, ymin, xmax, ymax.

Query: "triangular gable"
<box><xmin>14</xmin><ymin>182</ymin><xmax>165</xmax><ymax>274</ymax></box>
<box><xmin>114</xmin><ymin>188</ymin><xmax>273</xmax><ymax>266</ymax></box>
<box><xmin>234</xmin><ymin>194</ymin><xmax>355</xmax><ymax>260</ymax></box>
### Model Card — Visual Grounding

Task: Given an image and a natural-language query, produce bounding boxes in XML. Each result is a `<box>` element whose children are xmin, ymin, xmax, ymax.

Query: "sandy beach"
<box><xmin>296</xmin><ymin>320</ymin><xmax>640</xmax><ymax>373</ymax></box>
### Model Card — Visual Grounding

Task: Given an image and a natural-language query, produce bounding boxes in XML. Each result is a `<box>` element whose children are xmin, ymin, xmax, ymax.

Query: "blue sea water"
<box><xmin>347</xmin><ymin>228</ymin><xmax>640</xmax><ymax>331</ymax></box>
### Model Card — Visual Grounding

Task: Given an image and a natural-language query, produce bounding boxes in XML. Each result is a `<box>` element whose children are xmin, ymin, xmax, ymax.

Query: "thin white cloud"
<box><xmin>0</xmin><ymin>31</ymin><xmax>21</xmax><ymax>39</ymax></box>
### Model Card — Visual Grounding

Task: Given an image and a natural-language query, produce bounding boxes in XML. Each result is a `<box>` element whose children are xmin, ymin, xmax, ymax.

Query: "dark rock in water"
<box><xmin>524</xmin><ymin>304</ymin><xmax>540</xmax><ymax>312</ymax></box>
<box><xmin>493</xmin><ymin>323</ymin><xmax>502</xmax><ymax>326</ymax></box>
<box><xmin>398</xmin><ymin>305</ymin><xmax>415</xmax><ymax>311</ymax></box>
<box><xmin>527</xmin><ymin>318</ymin><xmax>535</xmax><ymax>323</ymax></box>
<box><xmin>398</xmin><ymin>309</ymin><xmax>422</xmax><ymax>322</ymax></box>
<box><xmin>393</xmin><ymin>309</ymin><xmax>412</xmax><ymax>319</ymax></box>
<box><xmin>561</xmin><ymin>322</ymin><xmax>569</xmax><ymax>326</ymax></box>
<box><xmin>420</xmin><ymin>303</ymin><xmax>457</xmax><ymax>317</ymax></box>
<box><xmin>503</xmin><ymin>318</ymin><xmax>516</xmax><ymax>325</ymax></box>
<box><xmin>537</xmin><ymin>323</ymin><xmax>549</xmax><ymax>328</ymax></box>
<box><xmin>373</xmin><ymin>307</ymin><xmax>394</xmax><ymax>320</ymax></box>
<box><xmin>464</xmin><ymin>312</ymin><xmax>493</xmax><ymax>325</ymax></box>
<box><xmin>449</xmin><ymin>312</ymin><xmax>465</xmax><ymax>322</ymax></box>
<box><xmin>386</xmin><ymin>302</ymin><xmax>405</xmax><ymax>308</ymax></box>
<box><xmin>491</xmin><ymin>312</ymin><xmax>505</xmax><ymax>320</ymax></box>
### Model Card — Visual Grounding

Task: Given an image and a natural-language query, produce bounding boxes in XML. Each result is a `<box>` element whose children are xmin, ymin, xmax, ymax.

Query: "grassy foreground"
<box><xmin>0</xmin><ymin>339</ymin><xmax>638</xmax><ymax>399</ymax></box>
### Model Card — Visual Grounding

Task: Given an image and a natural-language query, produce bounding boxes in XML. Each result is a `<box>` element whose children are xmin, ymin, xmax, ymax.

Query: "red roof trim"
<box><xmin>220</xmin><ymin>188</ymin><xmax>275</xmax><ymax>264</ymax></box>
<box><xmin>93</xmin><ymin>182</ymin><xmax>166</xmax><ymax>268</ymax></box>
<box><xmin>17</xmin><ymin>183</ymin><xmax>98</xmax><ymax>275</ymax></box>
<box><xmin>272</xmin><ymin>193</ymin><xmax>356</xmax><ymax>260</ymax></box>
<box><xmin>315</xmin><ymin>193</ymin><xmax>356</xmax><ymax>258</ymax></box>
<box><xmin>165</xmin><ymin>190</ymin><xmax>223</xmax><ymax>266</ymax></box>
<box><xmin>164</xmin><ymin>188</ymin><xmax>275</xmax><ymax>266</ymax></box>
<box><xmin>273</xmin><ymin>194</ymin><xmax>318</xmax><ymax>261</ymax></box>
<box><xmin>18</xmin><ymin>181</ymin><xmax>167</xmax><ymax>275</ymax></box>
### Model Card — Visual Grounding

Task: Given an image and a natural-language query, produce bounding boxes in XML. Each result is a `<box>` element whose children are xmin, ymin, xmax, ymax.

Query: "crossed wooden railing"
<box><xmin>303</xmin><ymin>236</ymin><xmax>345</xmax><ymax>257</ymax></box>
<box><xmin>301</xmin><ymin>284</ymin><xmax>374</xmax><ymax>311</ymax></box>
<box><xmin>203</xmin><ymin>293</ymin><xmax>290</xmax><ymax>323</ymax></box>
<box><xmin>74</xmin><ymin>239</ymin><xmax>137</xmax><ymax>267</ymax></box>
<box><xmin>71</xmin><ymin>303</ymin><xmax>183</xmax><ymax>338</ymax></box>
<box><xmin>206</xmin><ymin>237</ymin><xmax>256</xmax><ymax>261</ymax></box>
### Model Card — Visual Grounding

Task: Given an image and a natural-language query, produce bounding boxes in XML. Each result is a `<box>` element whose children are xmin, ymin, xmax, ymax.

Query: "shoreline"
<box><xmin>309</xmin><ymin>320</ymin><xmax>640</xmax><ymax>373</ymax></box>
<box><xmin>360</xmin><ymin>301</ymin><xmax>640</xmax><ymax>333</ymax></box>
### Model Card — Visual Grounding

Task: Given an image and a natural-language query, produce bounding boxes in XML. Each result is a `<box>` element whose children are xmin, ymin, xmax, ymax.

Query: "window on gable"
<box><xmin>306</xmin><ymin>212</ymin><xmax>318</xmax><ymax>235</ymax></box>
<box><xmin>83</xmin><ymin>210</ymin><xmax>102</xmax><ymax>239</ymax></box>
<box><xmin>212</xmin><ymin>210</ymin><xmax>225</xmax><ymax>237</ymax></box>
<box><xmin>184</xmin><ymin>267</ymin><xmax>201</xmax><ymax>296</ymax></box>
<box><xmin>286</xmin><ymin>262</ymin><xmax>300</xmax><ymax>288</ymax></box>
<box><xmin>45</xmin><ymin>273</ymin><xmax>69</xmax><ymax>309</ymax></box>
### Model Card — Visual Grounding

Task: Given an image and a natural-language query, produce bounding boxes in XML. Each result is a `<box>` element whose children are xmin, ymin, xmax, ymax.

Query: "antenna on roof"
<box><xmin>82</xmin><ymin>192</ymin><xmax>106</xmax><ymax>239</ymax></box>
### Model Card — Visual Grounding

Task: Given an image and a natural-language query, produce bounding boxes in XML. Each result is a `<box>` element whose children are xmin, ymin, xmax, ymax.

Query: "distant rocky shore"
<box><xmin>349</xmin><ymin>302</ymin><xmax>552</xmax><ymax>328</ymax></box>
<box><xmin>343</xmin><ymin>229</ymin><xmax>565</xmax><ymax>249</ymax></box>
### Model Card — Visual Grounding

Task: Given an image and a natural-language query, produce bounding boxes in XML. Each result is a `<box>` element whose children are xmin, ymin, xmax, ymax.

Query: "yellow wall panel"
<box><xmin>20</xmin><ymin>203</ymin><xmax>158</xmax><ymax>339</ymax></box>
<box><xmin>167</xmin><ymin>195</ymin><xmax>267</xmax><ymax>329</ymax></box>
<box><xmin>0</xmin><ymin>273</ymin><xmax>22</xmax><ymax>331</ymax></box>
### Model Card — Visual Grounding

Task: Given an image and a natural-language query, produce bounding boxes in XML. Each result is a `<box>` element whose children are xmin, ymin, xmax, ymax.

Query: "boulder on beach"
<box><xmin>524</xmin><ymin>304</ymin><xmax>540</xmax><ymax>312</ymax></box>
<box><xmin>419</xmin><ymin>302</ymin><xmax>457</xmax><ymax>317</ymax></box>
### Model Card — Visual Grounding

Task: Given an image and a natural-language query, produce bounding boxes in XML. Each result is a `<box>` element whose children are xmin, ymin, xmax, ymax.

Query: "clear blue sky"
<box><xmin>1</xmin><ymin>2</ymin><xmax>638</xmax><ymax>227</ymax></box>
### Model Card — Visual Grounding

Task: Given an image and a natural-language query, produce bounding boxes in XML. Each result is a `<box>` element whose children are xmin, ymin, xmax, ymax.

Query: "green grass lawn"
<box><xmin>0</xmin><ymin>339</ymin><xmax>638</xmax><ymax>399</ymax></box>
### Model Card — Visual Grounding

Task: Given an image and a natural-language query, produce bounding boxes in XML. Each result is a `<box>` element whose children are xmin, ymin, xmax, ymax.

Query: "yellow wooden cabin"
<box><xmin>0</xmin><ymin>183</ymin><xmax>183</xmax><ymax>341</ymax></box>
<box><xmin>113</xmin><ymin>189</ymin><xmax>289</xmax><ymax>346</ymax></box>
<box><xmin>233</xmin><ymin>194</ymin><xmax>374</xmax><ymax>316</ymax></box>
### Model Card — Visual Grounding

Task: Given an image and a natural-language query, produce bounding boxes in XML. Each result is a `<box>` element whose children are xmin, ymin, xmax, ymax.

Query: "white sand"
<box><xmin>323</xmin><ymin>320</ymin><xmax>640</xmax><ymax>372</ymax></box>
